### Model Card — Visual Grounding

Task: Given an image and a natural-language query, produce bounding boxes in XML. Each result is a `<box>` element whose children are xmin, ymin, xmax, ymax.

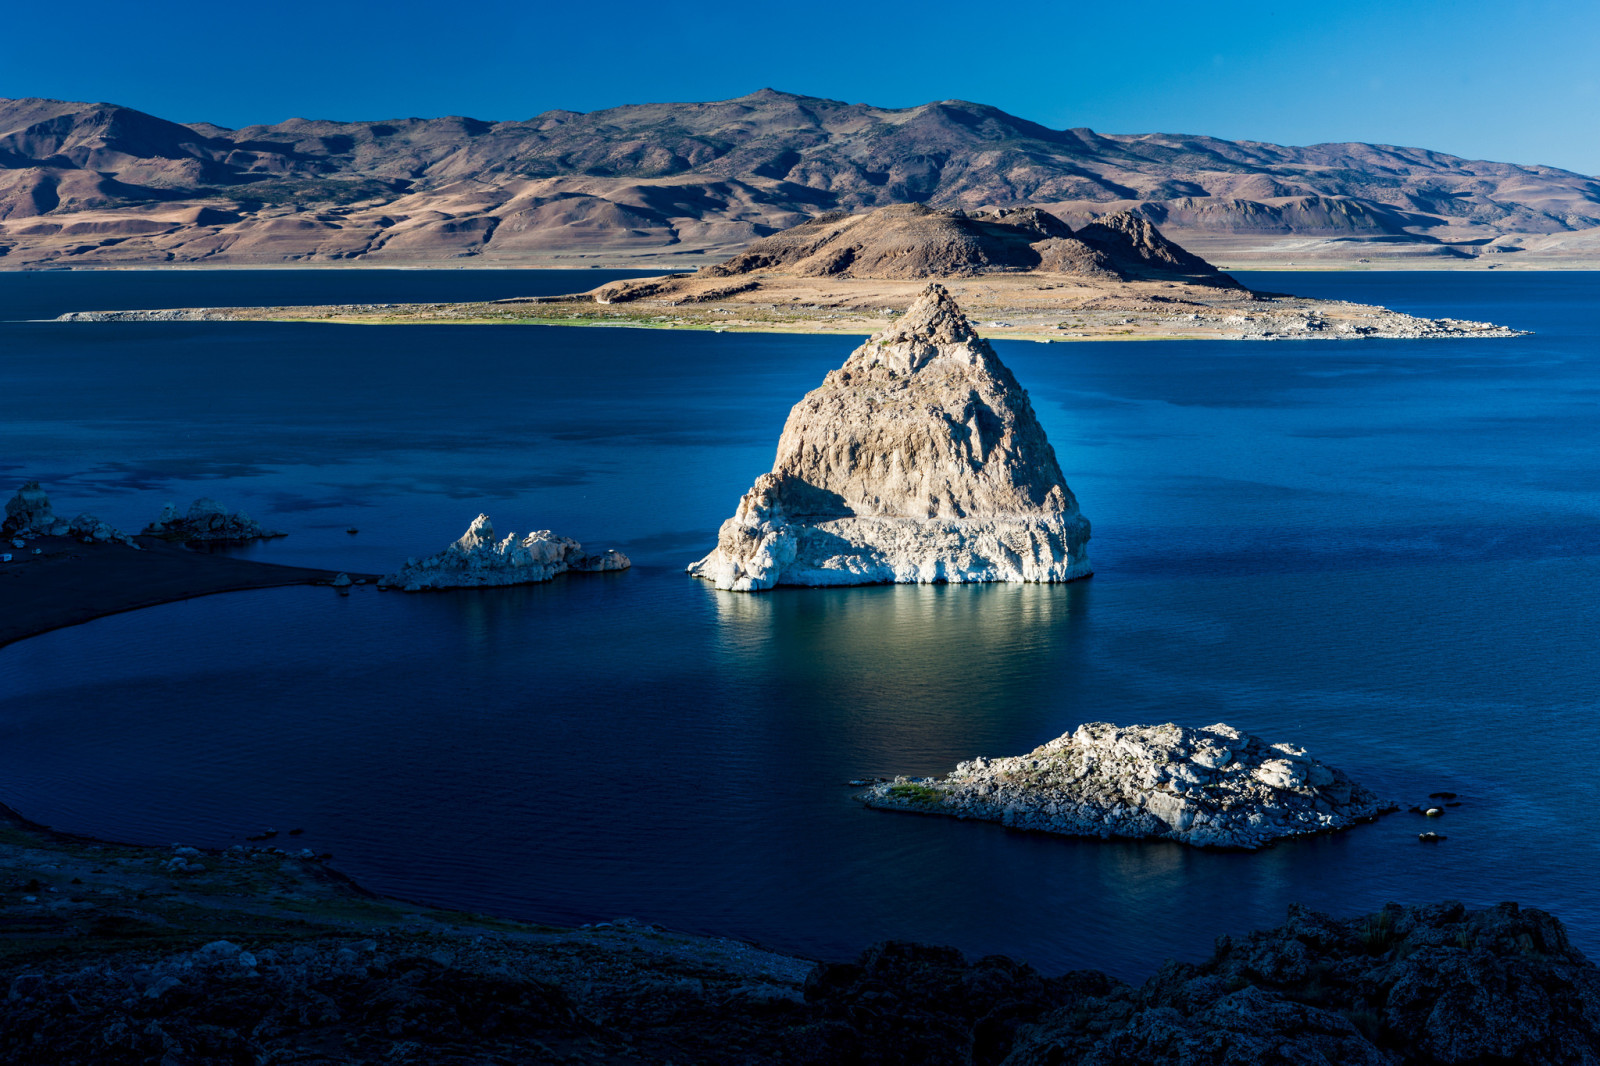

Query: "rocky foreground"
<box><xmin>862</xmin><ymin>722</ymin><xmax>1396</xmax><ymax>849</ymax></box>
<box><xmin>690</xmin><ymin>284</ymin><xmax>1091</xmax><ymax>591</ymax></box>
<box><xmin>2</xmin><ymin>800</ymin><xmax>1597</xmax><ymax>1064</ymax></box>
<box><xmin>385</xmin><ymin>513</ymin><xmax>629</xmax><ymax>591</ymax></box>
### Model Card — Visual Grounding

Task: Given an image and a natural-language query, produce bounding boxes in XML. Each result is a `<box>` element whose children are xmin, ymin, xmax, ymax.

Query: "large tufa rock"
<box><xmin>2</xmin><ymin>481</ymin><xmax>57</xmax><ymax>537</ymax></box>
<box><xmin>688</xmin><ymin>284</ymin><xmax>1091</xmax><ymax>590</ymax></box>
<box><xmin>143</xmin><ymin>497</ymin><xmax>284</xmax><ymax>542</ymax></box>
<box><xmin>2</xmin><ymin>481</ymin><xmax>137</xmax><ymax>546</ymax></box>
<box><xmin>861</xmin><ymin>721</ymin><xmax>1396</xmax><ymax>849</ymax></box>
<box><xmin>386</xmin><ymin>514</ymin><xmax>630</xmax><ymax>591</ymax></box>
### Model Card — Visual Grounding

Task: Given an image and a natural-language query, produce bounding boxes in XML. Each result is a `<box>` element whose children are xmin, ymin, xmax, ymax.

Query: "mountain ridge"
<box><xmin>2</xmin><ymin>89</ymin><xmax>1597</xmax><ymax>268</ymax></box>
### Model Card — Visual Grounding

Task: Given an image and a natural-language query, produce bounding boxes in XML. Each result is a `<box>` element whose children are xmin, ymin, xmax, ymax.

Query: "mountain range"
<box><xmin>3</xmin><ymin>89</ymin><xmax>1598</xmax><ymax>268</ymax></box>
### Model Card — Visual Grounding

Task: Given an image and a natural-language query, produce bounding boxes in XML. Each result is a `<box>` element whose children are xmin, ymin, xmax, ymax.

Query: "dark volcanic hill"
<box><xmin>2</xmin><ymin>89</ymin><xmax>1598</xmax><ymax>268</ymax></box>
<box><xmin>701</xmin><ymin>202</ymin><xmax>1235</xmax><ymax>284</ymax></box>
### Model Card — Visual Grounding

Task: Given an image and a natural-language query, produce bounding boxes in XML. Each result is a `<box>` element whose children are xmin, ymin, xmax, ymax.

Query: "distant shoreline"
<box><xmin>3</xmin><ymin>258</ymin><xmax>1597</xmax><ymax>273</ymax></box>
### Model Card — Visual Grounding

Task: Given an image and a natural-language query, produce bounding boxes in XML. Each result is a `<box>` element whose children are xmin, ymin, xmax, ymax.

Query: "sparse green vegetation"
<box><xmin>887</xmin><ymin>783</ymin><xmax>945</xmax><ymax>805</ymax></box>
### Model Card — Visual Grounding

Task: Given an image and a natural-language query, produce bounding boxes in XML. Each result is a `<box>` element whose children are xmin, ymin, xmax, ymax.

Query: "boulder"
<box><xmin>385</xmin><ymin>514</ymin><xmax>631</xmax><ymax>591</ymax></box>
<box><xmin>860</xmin><ymin>721</ymin><xmax>1396</xmax><ymax>849</ymax></box>
<box><xmin>688</xmin><ymin>284</ymin><xmax>1091</xmax><ymax>590</ymax></box>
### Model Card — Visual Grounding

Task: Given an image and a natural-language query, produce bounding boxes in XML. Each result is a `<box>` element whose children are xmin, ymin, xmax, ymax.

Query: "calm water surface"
<box><xmin>1</xmin><ymin>269</ymin><xmax>1597</xmax><ymax>978</ymax></box>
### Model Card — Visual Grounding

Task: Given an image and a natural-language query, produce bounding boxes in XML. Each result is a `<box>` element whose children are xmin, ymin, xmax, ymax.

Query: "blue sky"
<box><xmin>9</xmin><ymin>0</ymin><xmax>1599</xmax><ymax>174</ymax></box>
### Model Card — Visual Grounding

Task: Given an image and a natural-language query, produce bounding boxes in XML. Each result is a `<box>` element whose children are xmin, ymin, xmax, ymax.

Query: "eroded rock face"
<box><xmin>1</xmin><ymin>482</ymin><xmax>56</xmax><ymax>537</ymax></box>
<box><xmin>861</xmin><ymin>721</ymin><xmax>1395</xmax><ymax>849</ymax></box>
<box><xmin>386</xmin><ymin>514</ymin><xmax>629</xmax><ymax>591</ymax></box>
<box><xmin>688</xmin><ymin>284</ymin><xmax>1091</xmax><ymax>590</ymax></box>
<box><xmin>1005</xmin><ymin>901</ymin><xmax>1600</xmax><ymax>1066</ymax></box>
<box><xmin>2</xmin><ymin>481</ymin><xmax>136</xmax><ymax>546</ymax></box>
<box><xmin>142</xmin><ymin>498</ymin><xmax>284</xmax><ymax>542</ymax></box>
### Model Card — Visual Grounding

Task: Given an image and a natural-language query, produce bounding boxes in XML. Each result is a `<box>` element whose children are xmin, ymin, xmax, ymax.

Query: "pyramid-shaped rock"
<box><xmin>689</xmin><ymin>284</ymin><xmax>1091</xmax><ymax>591</ymax></box>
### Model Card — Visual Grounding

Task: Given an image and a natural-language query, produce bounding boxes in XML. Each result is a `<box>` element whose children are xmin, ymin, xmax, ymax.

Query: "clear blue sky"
<box><xmin>8</xmin><ymin>0</ymin><xmax>1598</xmax><ymax>174</ymax></box>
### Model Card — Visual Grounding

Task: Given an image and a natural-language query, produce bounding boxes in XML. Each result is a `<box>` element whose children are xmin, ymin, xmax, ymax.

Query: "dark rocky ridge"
<box><xmin>699</xmin><ymin>202</ymin><xmax>1234</xmax><ymax>284</ymax></box>
<box><xmin>2</xmin><ymin>90</ymin><xmax>1597</xmax><ymax>266</ymax></box>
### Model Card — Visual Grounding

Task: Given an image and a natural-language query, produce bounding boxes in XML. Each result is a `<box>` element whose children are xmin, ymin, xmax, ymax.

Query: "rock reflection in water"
<box><xmin>706</xmin><ymin>581</ymin><xmax>1092</xmax><ymax>772</ymax></box>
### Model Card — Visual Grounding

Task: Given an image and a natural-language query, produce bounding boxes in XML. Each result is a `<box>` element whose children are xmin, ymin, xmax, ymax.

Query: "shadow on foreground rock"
<box><xmin>3</xmin><ymin>897</ymin><xmax>1597</xmax><ymax>1064</ymax></box>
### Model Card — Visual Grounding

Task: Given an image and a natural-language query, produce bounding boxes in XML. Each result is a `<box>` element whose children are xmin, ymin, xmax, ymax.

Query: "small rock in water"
<box><xmin>860</xmin><ymin>721</ymin><xmax>1395</xmax><ymax>850</ymax></box>
<box><xmin>1419</xmin><ymin>832</ymin><xmax>1447</xmax><ymax>842</ymax></box>
<box><xmin>1425</xmin><ymin>807</ymin><xmax>1443</xmax><ymax>817</ymax></box>
<box><xmin>1429</xmin><ymin>791</ymin><xmax>1458</xmax><ymax>800</ymax></box>
<box><xmin>384</xmin><ymin>513</ymin><xmax>630</xmax><ymax>591</ymax></box>
<box><xmin>142</xmin><ymin>497</ymin><xmax>284</xmax><ymax>542</ymax></box>
<box><xmin>331</xmin><ymin>572</ymin><xmax>352</xmax><ymax>588</ymax></box>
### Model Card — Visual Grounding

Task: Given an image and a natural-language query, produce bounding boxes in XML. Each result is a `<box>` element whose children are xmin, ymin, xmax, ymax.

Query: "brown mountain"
<box><xmin>2</xmin><ymin>89</ymin><xmax>1597</xmax><ymax>268</ymax></box>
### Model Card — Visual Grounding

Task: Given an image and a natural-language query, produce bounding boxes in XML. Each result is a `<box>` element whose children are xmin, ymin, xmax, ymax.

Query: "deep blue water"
<box><xmin>1</xmin><ymin>269</ymin><xmax>1598</xmax><ymax>979</ymax></box>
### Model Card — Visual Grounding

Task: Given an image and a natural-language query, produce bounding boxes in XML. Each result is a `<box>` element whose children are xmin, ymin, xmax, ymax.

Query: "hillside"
<box><xmin>2</xmin><ymin>89</ymin><xmax>1598</xmax><ymax>268</ymax></box>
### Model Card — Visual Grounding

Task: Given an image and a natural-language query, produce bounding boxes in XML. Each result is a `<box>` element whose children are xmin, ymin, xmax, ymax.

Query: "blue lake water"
<box><xmin>1</xmin><ymin>269</ymin><xmax>1598</xmax><ymax>979</ymax></box>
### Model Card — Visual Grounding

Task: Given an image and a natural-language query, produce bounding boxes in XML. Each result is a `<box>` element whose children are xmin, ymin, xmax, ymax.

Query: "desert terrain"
<box><xmin>3</xmin><ymin>90</ymin><xmax>1598</xmax><ymax>271</ymax></box>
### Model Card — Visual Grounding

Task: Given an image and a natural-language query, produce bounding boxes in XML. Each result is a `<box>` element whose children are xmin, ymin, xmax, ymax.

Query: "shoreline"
<box><xmin>3</xmin><ymin>258</ymin><xmax>1599</xmax><ymax>274</ymax></box>
<box><xmin>0</xmin><ymin>535</ymin><xmax>372</xmax><ymax>649</ymax></box>
<box><xmin>2</xmin><ymin>788</ymin><xmax>1596</xmax><ymax>1062</ymax></box>
<box><xmin>49</xmin><ymin>272</ymin><xmax>1532</xmax><ymax>343</ymax></box>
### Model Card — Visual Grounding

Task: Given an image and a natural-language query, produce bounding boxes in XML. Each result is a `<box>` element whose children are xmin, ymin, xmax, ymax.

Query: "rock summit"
<box><xmin>688</xmin><ymin>284</ymin><xmax>1091</xmax><ymax>590</ymax></box>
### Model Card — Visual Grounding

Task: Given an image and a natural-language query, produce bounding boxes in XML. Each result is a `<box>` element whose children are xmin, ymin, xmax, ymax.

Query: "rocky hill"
<box><xmin>3</xmin><ymin>89</ymin><xmax>1597</xmax><ymax>268</ymax></box>
<box><xmin>699</xmin><ymin>203</ymin><xmax>1233</xmax><ymax>283</ymax></box>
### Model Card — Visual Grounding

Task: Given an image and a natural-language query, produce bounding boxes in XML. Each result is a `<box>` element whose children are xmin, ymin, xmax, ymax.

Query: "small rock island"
<box><xmin>862</xmin><ymin>722</ymin><xmax>1396</xmax><ymax>849</ymax></box>
<box><xmin>142</xmin><ymin>497</ymin><xmax>284</xmax><ymax>542</ymax></box>
<box><xmin>386</xmin><ymin>514</ymin><xmax>629</xmax><ymax>591</ymax></box>
<box><xmin>689</xmin><ymin>284</ymin><xmax>1091</xmax><ymax>590</ymax></box>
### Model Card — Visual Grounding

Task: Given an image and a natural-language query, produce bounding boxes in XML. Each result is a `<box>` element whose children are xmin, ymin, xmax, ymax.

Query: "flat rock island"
<box><xmin>862</xmin><ymin>722</ymin><xmax>1396</xmax><ymax>849</ymax></box>
<box><xmin>688</xmin><ymin>284</ymin><xmax>1091</xmax><ymax>590</ymax></box>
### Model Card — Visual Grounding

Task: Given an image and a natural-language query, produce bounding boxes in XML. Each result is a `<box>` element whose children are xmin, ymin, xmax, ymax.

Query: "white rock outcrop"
<box><xmin>860</xmin><ymin>722</ymin><xmax>1396</xmax><ymax>850</ymax></box>
<box><xmin>688</xmin><ymin>284</ymin><xmax>1091</xmax><ymax>590</ymax></box>
<box><xmin>386</xmin><ymin>514</ymin><xmax>630</xmax><ymax>591</ymax></box>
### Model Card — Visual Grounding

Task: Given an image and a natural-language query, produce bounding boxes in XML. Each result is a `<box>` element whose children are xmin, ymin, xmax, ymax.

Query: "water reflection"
<box><xmin>707</xmin><ymin>580</ymin><xmax>1094</xmax><ymax>773</ymax></box>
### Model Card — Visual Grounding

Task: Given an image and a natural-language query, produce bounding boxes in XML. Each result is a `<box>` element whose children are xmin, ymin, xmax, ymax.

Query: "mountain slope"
<box><xmin>2</xmin><ymin>90</ymin><xmax>1596</xmax><ymax>267</ymax></box>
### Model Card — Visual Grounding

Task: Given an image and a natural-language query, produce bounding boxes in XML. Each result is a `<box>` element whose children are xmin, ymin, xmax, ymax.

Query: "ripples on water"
<box><xmin>1</xmin><ymin>269</ymin><xmax>1598</xmax><ymax>977</ymax></box>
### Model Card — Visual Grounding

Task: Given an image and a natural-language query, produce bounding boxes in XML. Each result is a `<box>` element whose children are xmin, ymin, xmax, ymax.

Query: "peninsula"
<box><xmin>52</xmin><ymin>205</ymin><xmax>1527</xmax><ymax>342</ymax></box>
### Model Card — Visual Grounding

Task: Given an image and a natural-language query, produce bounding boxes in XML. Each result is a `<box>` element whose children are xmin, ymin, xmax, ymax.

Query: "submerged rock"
<box><xmin>861</xmin><ymin>721</ymin><xmax>1396</xmax><ymax>849</ymax></box>
<box><xmin>386</xmin><ymin>514</ymin><xmax>629</xmax><ymax>591</ymax></box>
<box><xmin>688</xmin><ymin>284</ymin><xmax>1091</xmax><ymax>590</ymax></box>
<box><xmin>143</xmin><ymin>497</ymin><xmax>285</xmax><ymax>542</ymax></box>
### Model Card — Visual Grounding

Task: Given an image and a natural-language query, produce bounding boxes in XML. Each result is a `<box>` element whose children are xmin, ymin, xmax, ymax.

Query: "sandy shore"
<box><xmin>0</xmin><ymin>535</ymin><xmax>368</xmax><ymax>649</ymax></box>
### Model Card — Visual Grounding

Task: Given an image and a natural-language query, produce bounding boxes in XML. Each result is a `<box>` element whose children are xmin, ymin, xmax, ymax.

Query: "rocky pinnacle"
<box><xmin>688</xmin><ymin>284</ymin><xmax>1091</xmax><ymax>590</ymax></box>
